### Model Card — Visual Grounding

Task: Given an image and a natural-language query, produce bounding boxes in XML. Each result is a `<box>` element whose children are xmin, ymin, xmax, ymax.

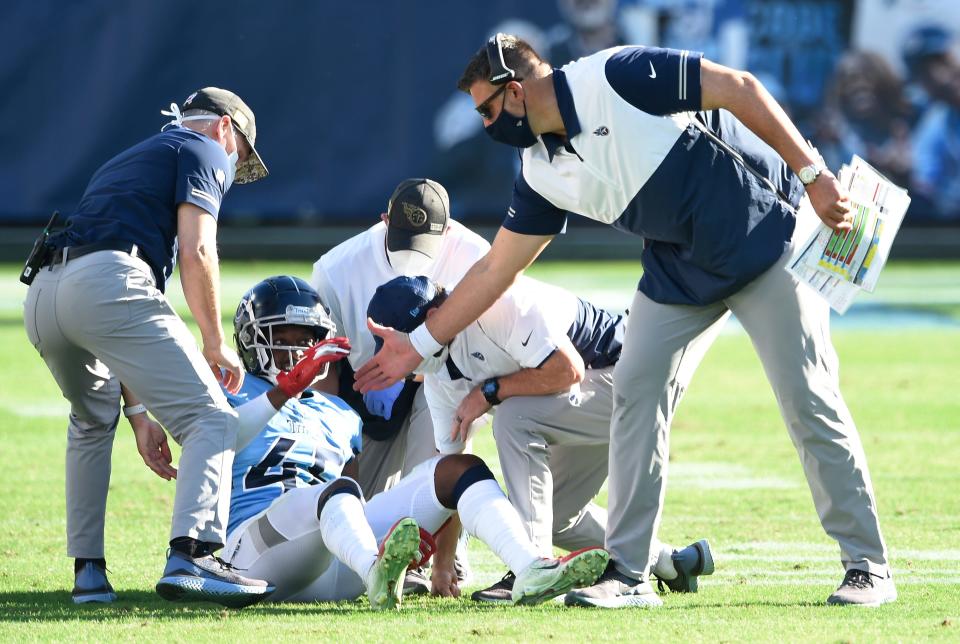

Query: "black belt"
<box><xmin>43</xmin><ymin>241</ymin><xmax>147</xmax><ymax>268</ymax></box>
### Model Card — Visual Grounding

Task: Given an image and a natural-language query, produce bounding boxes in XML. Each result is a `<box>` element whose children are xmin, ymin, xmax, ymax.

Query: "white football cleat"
<box><xmin>511</xmin><ymin>547</ymin><xmax>610</xmax><ymax>606</ymax></box>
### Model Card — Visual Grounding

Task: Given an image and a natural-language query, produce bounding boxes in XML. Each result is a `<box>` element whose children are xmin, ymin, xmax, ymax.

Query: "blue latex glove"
<box><xmin>363</xmin><ymin>380</ymin><xmax>405</xmax><ymax>420</ymax></box>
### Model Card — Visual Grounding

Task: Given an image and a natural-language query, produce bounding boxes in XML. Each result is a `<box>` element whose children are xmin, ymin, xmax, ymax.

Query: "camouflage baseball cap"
<box><xmin>181</xmin><ymin>87</ymin><xmax>268</xmax><ymax>184</ymax></box>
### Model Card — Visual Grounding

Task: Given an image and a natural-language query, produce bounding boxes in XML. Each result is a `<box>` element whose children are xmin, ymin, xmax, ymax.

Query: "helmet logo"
<box><xmin>285</xmin><ymin>304</ymin><xmax>321</xmax><ymax>325</ymax></box>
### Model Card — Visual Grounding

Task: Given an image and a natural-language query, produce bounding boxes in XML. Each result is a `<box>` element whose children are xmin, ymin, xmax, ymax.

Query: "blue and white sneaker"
<box><xmin>156</xmin><ymin>550</ymin><xmax>274</xmax><ymax>608</ymax></box>
<box><xmin>72</xmin><ymin>560</ymin><xmax>117</xmax><ymax>604</ymax></box>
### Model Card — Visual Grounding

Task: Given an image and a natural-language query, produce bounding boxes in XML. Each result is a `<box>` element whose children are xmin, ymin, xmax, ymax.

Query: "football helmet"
<box><xmin>234</xmin><ymin>276</ymin><xmax>337</xmax><ymax>385</ymax></box>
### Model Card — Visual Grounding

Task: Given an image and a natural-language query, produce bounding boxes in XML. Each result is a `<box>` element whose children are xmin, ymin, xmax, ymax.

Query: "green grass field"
<box><xmin>1</xmin><ymin>260</ymin><xmax>958</xmax><ymax>642</ymax></box>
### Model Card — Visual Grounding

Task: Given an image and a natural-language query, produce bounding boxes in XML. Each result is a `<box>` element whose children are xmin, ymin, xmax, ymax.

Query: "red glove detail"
<box><xmin>276</xmin><ymin>337</ymin><xmax>351</xmax><ymax>398</ymax></box>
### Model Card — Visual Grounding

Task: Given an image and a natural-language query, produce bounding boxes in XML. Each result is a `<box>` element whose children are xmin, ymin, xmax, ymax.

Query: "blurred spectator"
<box><xmin>815</xmin><ymin>51</ymin><xmax>913</xmax><ymax>188</ymax></box>
<box><xmin>545</xmin><ymin>0</ymin><xmax>625</xmax><ymax>67</ymax></box>
<box><xmin>745</xmin><ymin>0</ymin><xmax>854</xmax><ymax>135</ymax></box>
<box><xmin>902</xmin><ymin>25</ymin><xmax>960</xmax><ymax>220</ymax></box>
<box><xmin>620</xmin><ymin>0</ymin><xmax>748</xmax><ymax>68</ymax></box>
<box><xmin>430</xmin><ymin>20</ymin><xmax>547</xmax><ymax>216</ymax></box>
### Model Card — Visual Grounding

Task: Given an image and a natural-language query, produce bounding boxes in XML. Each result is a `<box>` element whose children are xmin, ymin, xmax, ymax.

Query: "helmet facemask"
<box><xmin>236</xmin><ymin>298</ymin><xmax>337</xmax><ymax>386</ymax></box>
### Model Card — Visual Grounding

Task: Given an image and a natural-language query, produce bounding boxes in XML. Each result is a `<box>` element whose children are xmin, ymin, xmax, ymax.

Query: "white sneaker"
<box><xmin>511</xmin><ymin>547</ymin><xmax>609</xmax><ymax>606</ymax></box>
<box><xmin>367</xmin><ymin>518</ymin><xmax>421</xmax><ymax>611</ymax></box>
<box><xmin>827</xmin><ymin>569</ymin><xmax>897</xmax><ymax>607</ymax></box>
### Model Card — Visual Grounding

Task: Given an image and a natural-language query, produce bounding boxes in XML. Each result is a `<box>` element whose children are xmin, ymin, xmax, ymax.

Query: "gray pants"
<box><xmin>23</xmin><ymin>250</ymin><xmax>238</xmax><ymax>558</ymax></box>
<box><xmin>609</xmin><ymin>216</ymin><xmax>890</xmax><ymax>579</ymax></box>
<box><xmin>492</xmin><ymin>368</ymin><xmax>613</xmax><ymax>557</ymax></box>
<box><xmin>357</xmin><ymin>386</ymin><xmax>437</xmax><ymax>498</ymax></box>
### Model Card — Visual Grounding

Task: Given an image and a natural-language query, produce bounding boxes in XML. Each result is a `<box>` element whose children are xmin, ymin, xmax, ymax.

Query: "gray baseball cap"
<box><xmin>386</xmin><ymin>178</ymin><xmax>450</xmax><ymax>259</ymax></box>
<box><xmin>181</xmin><ymin>87</ymin><xmax>268</xmax><ymax>184</ymax></box>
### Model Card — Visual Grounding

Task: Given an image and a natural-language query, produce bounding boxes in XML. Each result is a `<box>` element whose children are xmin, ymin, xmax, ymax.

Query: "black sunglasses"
<box><xmin>475</xmin><ymin>79</ymin><xmax>522</xmax><ymax>120</ymax></box>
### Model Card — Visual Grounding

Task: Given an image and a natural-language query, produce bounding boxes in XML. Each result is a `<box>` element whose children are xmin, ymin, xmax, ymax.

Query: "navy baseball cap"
<box><xmin>367</xmin><ymin>276</ymin><xmax>444</xmax><ymax>351</ymax></box>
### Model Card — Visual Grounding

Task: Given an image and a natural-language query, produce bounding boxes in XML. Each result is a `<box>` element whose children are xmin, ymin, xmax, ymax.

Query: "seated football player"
<box><xmin>210</xmin><ymin>275</ymin><xmax>609</xmax><ymax>607</ymax></box>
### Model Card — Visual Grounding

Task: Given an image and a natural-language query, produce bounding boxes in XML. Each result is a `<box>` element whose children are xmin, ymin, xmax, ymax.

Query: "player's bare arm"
<box><xmin>431</xmin><ymin>515</ymin><xmax>462</xmax><ymax>598</ymax></box>
<box><xmin>177</xmin><ymin>203</ymin><xmax>244</xmax><ymax>393</ymax></box>
<box><xmin>451</xmin><ymin>337</ymin><xmax>585</xmax><ymax>442</ymax></box>
<box><xmin>699</xmin><ymin>58</ymin><xmax>852</xmax><ymax>231</ymax></box>
<box><xmin>355</xmin><ymin>228</ymin><xmax>553</xmax><ymax>393</ymax></box>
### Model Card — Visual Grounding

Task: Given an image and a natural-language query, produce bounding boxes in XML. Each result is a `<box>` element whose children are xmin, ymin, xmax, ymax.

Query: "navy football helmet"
<box><xmin>233</xmin><ymin>276</ymin><xmax>337</xmax><ymax>385</ymax></box>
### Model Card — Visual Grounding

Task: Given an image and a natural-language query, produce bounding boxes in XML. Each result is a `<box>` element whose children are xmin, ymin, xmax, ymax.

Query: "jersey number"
<box><xmin>244</xmin><ymin>437</ymin><xmax>299</xmax><ymax>491</ymax></box>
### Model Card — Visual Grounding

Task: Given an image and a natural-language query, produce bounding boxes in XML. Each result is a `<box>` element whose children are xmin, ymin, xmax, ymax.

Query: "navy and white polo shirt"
<box><xmin>424</xmin><ymin>275</ymin><xmax>624</xmax><ymax>454</ymax></box>
<box><xmin>55</xmin><ymin>126</ymin><xmax>233</xmax><ymax>292</ymax></box>
<box><xmin>504</xmin><ymin>46</ymin><xmax>805</xmax><ymax>305</ymax></box>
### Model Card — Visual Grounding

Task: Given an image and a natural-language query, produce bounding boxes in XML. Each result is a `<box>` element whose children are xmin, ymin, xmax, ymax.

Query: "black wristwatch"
<box><xmin>481</xmin><ymin>377</ymin><xmax>502</xmax><ymax>406</ymax></box>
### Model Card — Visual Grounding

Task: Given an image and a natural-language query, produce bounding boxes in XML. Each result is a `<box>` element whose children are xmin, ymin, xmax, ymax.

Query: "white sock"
<box><xmin>649</xmin><ymin>541</ymin><xmax>677</xmax><ymax>580</ymax></box>
<box><xmin>318</xmin><ymin>492</ymin><xmax>378</xmax><ymax>585</ymax></box>
<box><xmin>456</xmin><ymin>479</ymin><xmax>539</xmax><ymax>574</ymax></box>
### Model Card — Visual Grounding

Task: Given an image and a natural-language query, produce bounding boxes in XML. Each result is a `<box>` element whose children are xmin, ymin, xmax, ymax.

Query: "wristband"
<box><xmin>123</xmin><ymin>403</ymin><xmax>147</xmax><ymax>418</ymax></box>
<box><xmin>409</xmin><ymin>324</ymin><xmax>443</xmax><ymax>359</ymax></box>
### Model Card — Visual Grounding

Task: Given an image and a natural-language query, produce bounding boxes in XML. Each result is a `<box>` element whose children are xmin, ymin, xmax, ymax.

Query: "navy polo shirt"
<box><xmin>55</xmin><ymin>127</ymin><xmax>232</xmax><ymax>292</ymax></box>
<box><xmin>502</xmin><ymin>46</ymin><xmax>804</xmax><ymax>306</ymax></box>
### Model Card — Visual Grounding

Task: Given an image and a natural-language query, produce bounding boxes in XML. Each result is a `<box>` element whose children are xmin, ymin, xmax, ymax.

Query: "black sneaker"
<box><xmin>156</xmin><ymin>549</ymin><xmax>275</xmax><ymax>608</ymax></box>
<box><xmin>655</xmin><ymin>539</ymin><xmax>715</xmax><ymax>593</ymax></box>
<box><xmin>827</xmin><ymin>568</ymin><xmax>897</xmax><ymax>606</ymax></box>
<box><xmin>470</xmin><ymin>571</ymin><xmax>515</xmax><ymax>604</ymax></box>
<box><xmin>73</xmin><ymin>559</ymin><xmax>117</xmax><ymax>604</ymax></box>
<box><xmin>402</xmin><ymin>567</ymin><xmax>430</xmax><ymax>597</ymax></box>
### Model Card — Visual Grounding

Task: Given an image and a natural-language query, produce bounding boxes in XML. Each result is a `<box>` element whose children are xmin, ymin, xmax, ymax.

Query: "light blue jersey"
<box><xmin>224</xmin><ymin>375</ymin><xmax>363</xmax><ymax>535</ymax></box>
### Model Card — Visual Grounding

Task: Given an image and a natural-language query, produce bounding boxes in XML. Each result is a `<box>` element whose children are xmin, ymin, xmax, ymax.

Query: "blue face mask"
<box><xmin>484</xmin><ymin>98</ymin><xmax>539</xmax><ymax>148</ymax></box>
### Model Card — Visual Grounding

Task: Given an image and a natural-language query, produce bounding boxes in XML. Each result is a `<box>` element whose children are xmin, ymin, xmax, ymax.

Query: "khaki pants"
<box><xmin>608</xmin><ymin>202</ymin><xmax>890</xmax><ymax>579</ymax></box>
<box><xmin>23</xmin><ymin>250</ymin><xmax>238</xmax><ymax>558</ymax></box>
<box><xmin>492</xmin><ymin>368</ymin><xmax>613</xmax><ymax>557</ymax></box>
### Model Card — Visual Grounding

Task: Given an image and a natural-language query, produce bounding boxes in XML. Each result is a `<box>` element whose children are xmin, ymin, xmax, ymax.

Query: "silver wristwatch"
<box><xmin>798</xmin><ymin>156</ymin><xmax>827</xmax><ymax>186</ymax></box>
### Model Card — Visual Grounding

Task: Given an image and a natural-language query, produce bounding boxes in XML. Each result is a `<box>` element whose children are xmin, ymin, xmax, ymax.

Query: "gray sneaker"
<box><xmin>655</xmin><ymin>539</ymin><xmax>714</xmax><ymax>593</ymax></box>
<box><xmin>402</xmin><ymin>567</ymin><xmax>430</xmax><ymax>597</ymax></box>
<box><xmin>156</xmin><ymin>550</ymin><xmax>275</xmax><ymax>608</ymax></box>
<box><xmin>827</xmin><ymin>569</ymin><xmax>897</xmax><ymax>607</ymax></box>
<box><xmin>564</xmin><ymin>561</ymin><xmax>663</xmax><ymax>608</ymax></box>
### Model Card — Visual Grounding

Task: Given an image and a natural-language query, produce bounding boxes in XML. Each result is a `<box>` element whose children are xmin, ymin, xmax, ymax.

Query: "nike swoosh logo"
<box><xmin>648</xmin><ymin>61</ymin><xmax>657</xmax><ymax>78</ymax></box>
<box><xmin>520</xmin><ymin>330</ymin><xmax>533</xmax><ymax>346</ymax></box>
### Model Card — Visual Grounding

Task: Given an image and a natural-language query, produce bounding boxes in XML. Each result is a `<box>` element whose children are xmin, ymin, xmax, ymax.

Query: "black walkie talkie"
<box><xmin>20</xmin><ymin>211</ymin><xmax>60</xmax><ymax>285</ymax></box>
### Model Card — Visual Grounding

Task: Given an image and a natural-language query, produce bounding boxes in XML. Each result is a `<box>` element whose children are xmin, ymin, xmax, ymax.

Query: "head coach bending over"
<box><xmin>23</xmin><ymin>88</ymin><xmax>273</xmax><ymax>607</ymax></box>
<box><xmin>356</xmin><ymin>35</ymin><xmax>893</xmax><ymax>608</ymax></box>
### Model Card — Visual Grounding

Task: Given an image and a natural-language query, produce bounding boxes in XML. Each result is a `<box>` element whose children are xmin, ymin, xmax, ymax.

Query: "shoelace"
<box><xmin>843</xmin><ymin>569</ymin><xmax>874</xmax><ymax>589</ymax></box>
<box><xmin>497</xmin><ymin>572</ymin><xmax>516</xmax><ymax>588</ymax></box>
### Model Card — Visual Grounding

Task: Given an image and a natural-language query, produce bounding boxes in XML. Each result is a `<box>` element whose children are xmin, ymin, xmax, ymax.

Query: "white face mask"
<box><xmin>387</xmin><ymin>249</ymin><xmax>436</xmax><ymax>277</ymax></box>
<box><xmin>414</xmin><ymin>346</ymin><xmax>449</xmax><ymax>376</ymax></box>
<box><xmin>224</xmin><ymin>150</ymin><xmax>239</xmax><ymax>191</ymax></box>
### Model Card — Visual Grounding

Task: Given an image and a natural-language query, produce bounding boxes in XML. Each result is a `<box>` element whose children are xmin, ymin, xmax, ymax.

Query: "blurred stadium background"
<box><xmin>3</xmin><ymin>0</ymin><xmax>960</xmax><ymax>262</ymax></box>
